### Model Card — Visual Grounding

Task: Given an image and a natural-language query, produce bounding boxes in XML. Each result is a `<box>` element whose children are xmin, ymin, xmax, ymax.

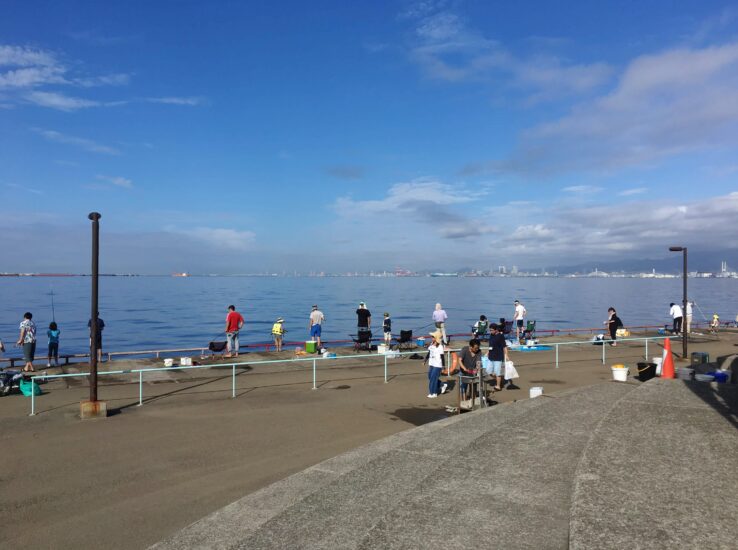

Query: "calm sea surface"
<box><xmin>0</xmin><ymin>277</ymin><xmax>736</xmax><ymax>354</ymax></box>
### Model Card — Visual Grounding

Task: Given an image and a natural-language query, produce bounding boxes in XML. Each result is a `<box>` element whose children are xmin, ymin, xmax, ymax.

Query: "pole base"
<box><xmin>80</xmin><ymin>400</ymin><xmax>108</xmax><ymax>419</ymax></box>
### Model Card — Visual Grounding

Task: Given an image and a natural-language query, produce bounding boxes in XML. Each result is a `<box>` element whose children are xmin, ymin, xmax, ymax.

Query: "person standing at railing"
<box><xmin>47</xmin><ymin>321</ymin><xmax>60</xmax><ymax>367</ymax></box>
<box><xmin>669</xmin><ymin>302</ymin><xmax>683</xmax><ymax>335</ymax></box>
<box><xmin>604</xmin><ymin>307</ymin><xmax>622</xmax><ymax>347</ymax></box>
<box><xmin>17</xmin><ymin>311</ymin><xmax>36</xmax><ymax>372</ymax></box>
<box><xmin>432</xmin><ymin>303</ymin><xmax>448</xmax><ymax>344</ymax></box>
<box><xmin>309</xmin><ymin>305</ymin><xmax>325</xmax><ymax>348</ymax></box>
<box><xmin>513</xmin><ymin>300</ymin><xmax>527</xmax><ymax>341</ymax></box>
<box><xmin>271</xmin><ymin>317</ymin><xmax>285</xmax><ymax>352</ymax></box>
<box><xmin>685</xmin><ymin>301</ymin><xmax>693</xmax><ymax>334</ymax></box>
<box><xmin>356</xmin><ymin>302</ymin><xmax>371</xmax><ymax>334</ymax></box>
<box><xmin>383</xmin><ymin>312</ymin><xmax>391</xmax><ymax>346</ymax></box>
<box><xmin>224</xmin><ymin>305</ymin><xmax>244</xmax><ymax>358</ymax></box>
<box><xmin>88</xmin><ymin>313</ymin><xmax>105</xmax><ymax>363</ymax></box>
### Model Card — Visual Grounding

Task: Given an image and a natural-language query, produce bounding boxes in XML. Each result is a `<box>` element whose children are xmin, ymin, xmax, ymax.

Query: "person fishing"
<box><xmin>271</xmin><ymin>317</ymin><xmax>285</xmax><ymax>352</ymax></box>
<box><xmin>47</xmin><ymin>321</ymin><xmax>60</xmax><ymax>367</ymax></box>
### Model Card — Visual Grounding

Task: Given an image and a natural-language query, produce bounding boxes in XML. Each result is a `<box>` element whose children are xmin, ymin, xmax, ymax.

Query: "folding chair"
<box><xmin>394</xmin><ymin>330</ymin><xmax>414</xmax><ymax>351</ymax></box>
<box><xmin>351</xmin><ymin>330</ymin><xmax>373</xmax><ymax>352</ymax></box>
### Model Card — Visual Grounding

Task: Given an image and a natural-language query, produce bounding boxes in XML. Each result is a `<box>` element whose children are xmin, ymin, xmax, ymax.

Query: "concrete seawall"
<box><xmin>152</xmin><ymin>378</ymin><xmax>738</xmax><ymax>549</ymax></box>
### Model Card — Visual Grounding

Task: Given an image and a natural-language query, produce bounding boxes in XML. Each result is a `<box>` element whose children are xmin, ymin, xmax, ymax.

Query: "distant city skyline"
<box><xmin>2</xmin><ymin>1</ymin><xmax>738</xmax><ymax>274</ymax></box>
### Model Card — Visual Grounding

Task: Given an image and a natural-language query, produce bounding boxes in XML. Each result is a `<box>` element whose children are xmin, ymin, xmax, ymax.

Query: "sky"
<box><xmin>2</xmin><ymin>0</ymin><xmax>738</xmax><ymax>274</ymax></box>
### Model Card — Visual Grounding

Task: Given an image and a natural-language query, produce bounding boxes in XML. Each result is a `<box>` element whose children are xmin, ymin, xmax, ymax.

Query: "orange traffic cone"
<box><xmin>661</xmin><ymin>338</ymin><xmax>675</xmax><ymax>379</ymax></box>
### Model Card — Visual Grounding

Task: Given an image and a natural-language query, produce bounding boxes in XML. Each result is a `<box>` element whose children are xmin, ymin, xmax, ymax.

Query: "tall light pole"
<box><xmin>89</xmin><ymin>212</ymin><xmax>101</xmax><ymax>402</ymax></box>
<box><xmin>669</xmin><ymin>246</ymin><xmax>688</xmax><ymax>359</ymax></box>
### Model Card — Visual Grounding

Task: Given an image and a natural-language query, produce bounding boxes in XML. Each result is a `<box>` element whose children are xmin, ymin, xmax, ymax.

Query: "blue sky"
<box><xmin>2</xmin><ymin>0</ymin><xmax>738</xmax><ymax>273</ymax></box>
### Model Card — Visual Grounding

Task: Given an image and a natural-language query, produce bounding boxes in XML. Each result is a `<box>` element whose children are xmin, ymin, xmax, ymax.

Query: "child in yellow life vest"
<box><xmin>710</xmin><ymin>313</ymin><xmax>720</xmax><ymax>334</ymax></box>
<box><xmin>272</xmin><ymin>317</ymin><xmax>285</xmax><ymax>352</ymax></box>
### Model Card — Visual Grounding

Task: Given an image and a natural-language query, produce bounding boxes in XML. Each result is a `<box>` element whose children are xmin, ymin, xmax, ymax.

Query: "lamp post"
<box><xmin>89</xmin><ymin>212</ymin><xmax>101</xmax><ymax>402</ymax></box>
<box><xmin>669</xmin><ymin>246</ymin><xmax>688</xmax><ymax>359</ymax></box>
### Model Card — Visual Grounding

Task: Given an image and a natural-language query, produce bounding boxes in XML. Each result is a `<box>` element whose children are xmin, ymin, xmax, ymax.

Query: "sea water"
<box><xmin>0</xmin><ymin>276</ymin><xmax>735</xmax><ymax>354</ymax></box>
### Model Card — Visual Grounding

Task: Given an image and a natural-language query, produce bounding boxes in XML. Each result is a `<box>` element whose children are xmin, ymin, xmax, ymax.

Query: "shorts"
<box><xmin>516</xmin><ymin>320</ymin><xmax>524</xmax><ymax>328</ymax></box>
<box><xmin>310</xmin><ymin>324</ymin><xmax>322</xmax><ymax>337</ymax></box>
<box><xmin>484</xmin><ymin>360</ymin><xmax>502</xmax><ymax>377</ymax></box>
<box><xmin>48</xmin><ymin>342</ymin><xmax>59</xmax><ymax>358</ymax></box>
<box><xmin>23</xmin><ymin>342</ymin><xmax>36</xmax><ymax>362</ymax></box>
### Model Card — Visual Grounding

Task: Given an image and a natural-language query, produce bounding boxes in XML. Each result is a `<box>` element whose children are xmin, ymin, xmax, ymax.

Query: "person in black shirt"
<box><xmin>356</xmin><ymin>302</ymin><xmax>371</xmax><ymax>333</ymax></box>
<box><xmin>604</xmin><ymin>307</ymin><xmax>623</xmax><ymax>346</ymax></box>
<box><xmin>382</xmin><ymin>312</ymin><xmax>391</xmax><ymax>346</ymax></box>
<box><xmin>487</xmin><ymin>324</ymin><xmax>510</xmax><ymax>391</ymax></box>
<box><xmin>458</xmin><ymin>338</ymin><xmax>482</xmax><ymax>396</ymax></box>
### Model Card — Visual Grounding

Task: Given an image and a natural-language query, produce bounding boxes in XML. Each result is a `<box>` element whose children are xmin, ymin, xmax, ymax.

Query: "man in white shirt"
<box><xmin>513</xmin><ymin>300</ymin><xmax>526</xmax><ymax>340</ymax></box>
<box><xmin>669</xmin><ymin>302</ymin><xmax>683</xmax><ymax>334</ymax></box>
<box><xmin>685</xmin><ymin>301</ymin><xmax>693</xmax><ymax>334</ymax></box>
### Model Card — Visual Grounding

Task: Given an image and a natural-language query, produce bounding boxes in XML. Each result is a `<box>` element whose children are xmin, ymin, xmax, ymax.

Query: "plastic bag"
<box><xmin>504</xmin><ymin>360</ymin><xmax>519</xmax><ymax>379</ymax></box>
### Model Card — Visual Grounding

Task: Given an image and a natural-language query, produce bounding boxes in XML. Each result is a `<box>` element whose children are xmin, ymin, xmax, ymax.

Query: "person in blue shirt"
<box><xmin>47</xmin><ymin>321</ymin><xmax>61</xmax><ymax>367</ymax></box>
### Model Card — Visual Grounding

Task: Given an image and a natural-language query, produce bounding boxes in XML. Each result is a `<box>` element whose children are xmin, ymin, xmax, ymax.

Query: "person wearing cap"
<box><xmin>432</xmin><ymin>303</ymin><xmax>448</xmax><ymax>344</ymax></box>
<box><xmin>309</xmin><ymin>305</ymin><xmax>325</xmax><ymax>347</ymax></box>
<box><xmin>356</xmin><ymin>301</ymin><xmax>371</xmax><ymax>334</ymax></box>
<box><xmin>271</xmin><ymin>317</ymin><xmax>285</xmax><ymax>352</ymax></box>
<box><xmin>424</xmin><ymin>329</ymin><xmax>446</xmax><ymax>398</ymax></box>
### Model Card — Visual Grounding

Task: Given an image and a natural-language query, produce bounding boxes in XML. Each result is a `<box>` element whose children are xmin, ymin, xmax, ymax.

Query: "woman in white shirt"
<box><xmin>425</xmin><ymin>330</ymin><xmax>445</xmax><ymax>398</ymax></box>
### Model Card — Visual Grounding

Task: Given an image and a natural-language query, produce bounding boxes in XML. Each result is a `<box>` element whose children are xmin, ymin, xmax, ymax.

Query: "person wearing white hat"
<box><xmin>424</xmin><ymin>329</ymin><xmax>446</xmax><ymax>398</ymax></box>
<box><xmin>271</xmin><ymin>317</ymin><xmax>285</xmax><ymax>352</ymax></box>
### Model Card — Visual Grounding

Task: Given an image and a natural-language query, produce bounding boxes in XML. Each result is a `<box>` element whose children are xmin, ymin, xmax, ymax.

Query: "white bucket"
<box><xmin>163</xmin><ymin>358</ymin><xmax>174</xmax><ymax>367</ymax></box>
<box><xmin>377</xmin><ymin>344</ymin><xmax>387</xmax><ymax>354</ymax></box>
<box><xmin>180</xmin><ymin>357</ymin><xmax>192</xmax><ymax>366</ymax></box>
<box><xmin>529</xmin><ymin>386</ymin><xmax>543</xmax><ymax>398</ymax></box>
<box><xmin>653</xmin><ymin>357</ymin><xmax>663</xmax><ymax>376</ymax></box>
<box><xmin>611</xmin><ymin>367</ymin><xmax>628</xmax><ymax>382</ymax></box>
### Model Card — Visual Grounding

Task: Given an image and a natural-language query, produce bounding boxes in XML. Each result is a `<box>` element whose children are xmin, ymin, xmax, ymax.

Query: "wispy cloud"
<box><xmin>144</xmin><ymin>96</ymin><xmax>203</xmax><ymax>106</ymax></box>
<box><xmin>32</xmin><ymin>127</ymin><xmax>121</xmax><ymax>155</ymax></box>
<box><xmin>167</xmin><ymin>227</ymin><xmax>257</xmax><ymax>252</ymax></box>
<box><xmin>96</xmin><ymin>175</ymin><xmax>133</xmax><ymax>188</ymax></box>
<box><xmin>335</xmin><ymin>178</ymin><xmax>497</xmax><ymax>241</ymax></box>
<box><xmin>563</xmin><ymin>185</ymin><xmax>603</xmax><ymax>193</ymax></box>
<box><xmin>618</xmin><ymin>187</ymin><xmax>648</xmax><ymax>196</ymax></box>
<box><xmin>5</xmin><ymin>182</ymin><xmax>43</xmax><ymax>195</ymax></box>
<box><xmin>498</xmin><ymin>41</ymin><xmax>738</xmax><ymax>176</ymax></box>
<box><xmin>26</xmin><ymin>90</ymin><xmax>104</xmax><ymax>110</ymax></box>
<box><xmin>401</xmin><ymin>6</ymin><xmax>612</xmax><ymax>101</ymax></box>
<box><xmin>1</xmin><ymin>42</ymin><xmax>201</xmax><ymax>111</ymax></box>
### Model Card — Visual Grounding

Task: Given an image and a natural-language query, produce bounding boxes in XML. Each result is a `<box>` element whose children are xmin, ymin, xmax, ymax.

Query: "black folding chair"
<box><xmin>394</xmin><ymin>330</ymin><xmax>414</xmax><ymax>351</ymax></box>
<box><xmin>351</xmin><ymin>330</ymin><xmax>373</xmax><ymax>352</ymax></box>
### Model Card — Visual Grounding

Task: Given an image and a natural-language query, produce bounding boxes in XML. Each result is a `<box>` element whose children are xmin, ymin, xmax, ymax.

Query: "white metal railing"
<box><xmin>25</xmin><ymin>335</ymin><xmax>674</xmax><ymax>415</ymax></box>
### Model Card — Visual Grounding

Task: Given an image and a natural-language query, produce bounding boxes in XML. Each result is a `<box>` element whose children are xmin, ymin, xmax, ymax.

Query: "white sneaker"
<box><xmin>47</xmin><ymin>362</ymin><xmax>51</xmax><ymax>367</ymax></box>
<box><xmin>427</xmin><ymin>393</ymin><xmax>437</xmax><ymax>398</ymax></box>
<box><xmin>440</xmin><ymin>383</ymin><xmax>448</xmax><ymax>394</ymax></box>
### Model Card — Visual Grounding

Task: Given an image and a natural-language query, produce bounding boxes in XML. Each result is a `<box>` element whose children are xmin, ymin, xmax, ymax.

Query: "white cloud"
<box><xmin>618</xmin><ymin>187</ymin><xmax>647</xmax><ymax>196</ymax></box>
<box><xmin>32</xmin><ymin>128</ymin><xmax>121</xmax><ymax>155</ymax></box>
<box><xmin>26</xmin><ymin>90</ymin><xmax>103</xmax><ymax>110</ymax></box>
<box><xmin>505</xmin><ymin>41</ymin><xmax>738</xmax><ymax>175</ymax></box>
<box><xmin>562</xmin><ymin>185</ymin><xmax>603</xmax><ymax>193</ymax></box>
<box><xmin>334</xmin><ymin>178</ymin><xmax>497</xmax><ymax>241</ymax></box>
<box><xmin>74</xmin><ymin>73</ymin><xmax>131</xmax><ymax>87</ymax></box>
<box><xmin>145</xmin><ymin>96</ymin><xmax>203</xmax><ymax>106</ymax></box>
<box><xmin>96</xmin><ymin>175</ymin><xmax>133</xmax><ymax>188</ymax></box>
<box><xmin>169</xmin><ymin>227</ymin><xmax>256</xmax><ymax>252</ymax></box>
<box><xmin>0</xmin><ymin>45</ymin><xmax>57</xmax><ymax>67</ymax></box>
<box><xmin>5</xmin><ymin>182</ymin><xmax>43</xmax><ymax>195</ymax></box>
<box><xmin>402</xmin><ymin>8</ymin><xmax>612</xmax><ymax>100</ymax></box>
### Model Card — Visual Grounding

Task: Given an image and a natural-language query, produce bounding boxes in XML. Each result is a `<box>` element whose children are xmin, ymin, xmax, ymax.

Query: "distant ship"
<box><xmin>430</xmin><ymin>272</ymin><xmax>458</xmax><ymax>277</ymax></box>
<box><xmin>171</xmin><ymin>272</ymin><xmax>190</xmax><ymax>277</ymax></box>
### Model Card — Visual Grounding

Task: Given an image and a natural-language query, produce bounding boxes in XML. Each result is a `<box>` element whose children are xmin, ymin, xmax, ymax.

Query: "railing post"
<box><xmin>645</xmin><ymin>338</ymin><xmax>648</xmax><ymax>361</ymax></box>
<box><xmin>312</xmin><ymin>359</ymin><xmax>317</xmax><ymax>390</ymax></box>
<box><xmin>30</xmin><ymin>379</ymin><xmax>36</xmax><ymax>416</ymax></box>
<box><xmin>232</xmin><ymin>364</ymin><xmax>236</xmax><ymax>398</ymax></box>
<box><xmin>384</xmin><ymin>353</ymin><xmax>388</xmax><ymax>383</ymax></box>
<box><xmin>555</xmin><ymin>344</ymin><xmax>559</xmax><ymax>368</ymax></box>
<box><xmin>602</xmin><ymin>340</ymin><xmax>606</xmax><ymax>365</ymax></box>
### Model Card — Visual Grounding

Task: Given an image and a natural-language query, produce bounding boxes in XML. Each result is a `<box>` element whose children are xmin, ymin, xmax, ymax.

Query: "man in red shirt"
<box><xmin>225</xmin><ymin>305</ymin><xmax>245</xmax><ymax>357</ymax></box>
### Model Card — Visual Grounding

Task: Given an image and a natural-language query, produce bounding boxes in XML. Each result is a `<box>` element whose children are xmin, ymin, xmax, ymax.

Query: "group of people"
<box><xmin>0</xmin><ymin>312</ymin><xmax>104</xmax><ymax>372</ymax></box>
<box><xmin>668</xmin><ymin>301</ymin><xmax>725</xmax><ymax>335</ymax></box>
<box><xmin>424</xmin><ymin>321</ymin><xmax>519</xmax><ymax>399</ymax></box>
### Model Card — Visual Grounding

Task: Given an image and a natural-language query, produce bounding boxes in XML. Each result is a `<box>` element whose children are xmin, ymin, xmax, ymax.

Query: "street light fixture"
<box><xmin>669</xmin><ymin>246</ymin><xmax>688</xmax><ymax>359</ymax></box>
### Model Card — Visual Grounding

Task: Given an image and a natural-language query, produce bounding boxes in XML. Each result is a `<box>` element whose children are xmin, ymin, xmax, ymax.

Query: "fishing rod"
<box><xmin>50</xmin><ymin>288</ymin><xmax>56</xmax><ymax>323</ymax></box>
